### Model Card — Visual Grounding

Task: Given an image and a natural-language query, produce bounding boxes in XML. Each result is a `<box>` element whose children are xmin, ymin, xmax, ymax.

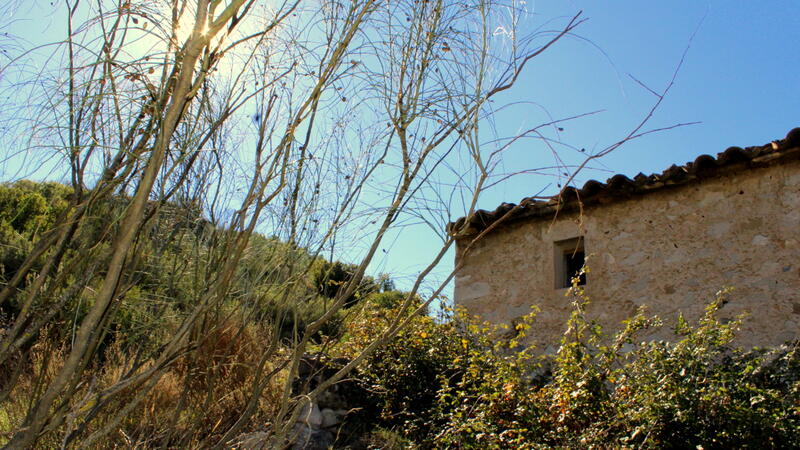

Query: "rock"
<box><xmin>320</xmin><ymin>408</ymin><xmax>340</xmax><ymax>428</ymax></box>
<box><xmin>317</xmin><ymin>389</ymin><xmax>348</xmax><ymax>410</ymax></box>
<box><xmin>291</xmin><ymin>424</ymin><xmax>334</xmax><ymax>450</ymax></box>
<box><xmin>235</xmin><ymin>431</ymin><xmax>271</xmax><ymax>450</ymax></box>
<box><xmin>297</xmin><ymin>402</ymin><xmax>323</xmax><ymax>428</ymax></box>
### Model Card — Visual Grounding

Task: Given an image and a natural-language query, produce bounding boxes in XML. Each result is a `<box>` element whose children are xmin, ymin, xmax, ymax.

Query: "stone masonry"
<box><xmin>451</xmin><ymin>128</ymin><xmax>800</xmax><ymax>349</ymax></box>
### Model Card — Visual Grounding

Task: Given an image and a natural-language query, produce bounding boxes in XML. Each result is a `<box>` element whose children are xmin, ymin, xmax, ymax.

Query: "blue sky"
<box><xmin>485</xmin><ymin>0</ymin><xmax>800</xmax><ymax>205</ymax></box>
<box><xmin>374</xmin><ymin>0</ymin><xmax>800</xmax><ymax>296</ymax></box>
<box><xmin>2</xmin><ymin>1</ymin><xmax>798</xmax><ymax>299</ymax></box>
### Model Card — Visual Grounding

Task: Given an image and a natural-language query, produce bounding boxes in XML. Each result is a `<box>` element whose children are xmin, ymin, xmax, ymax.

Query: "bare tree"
<box><xmin>0</xmin><ymin>0</ymin><xmax>675</xmax><ymax>447</ymax></box>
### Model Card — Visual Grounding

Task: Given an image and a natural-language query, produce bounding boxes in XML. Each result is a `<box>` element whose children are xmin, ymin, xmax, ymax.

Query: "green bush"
<box><xmin>349</xmin><ymin>302</ymin><xmax>541</xmax><ymax>446</ymax></box>
<box><xmin>312</xmin><ymin>260</ymin><xmax>380</xmax><ymax>308</ymax></box>
<box><xmin>0</xmin><ymin>181</ymin><xmax>71</xmax><ymax>283</ymax></box>
<box><xmin>0</xmin><ymin>180</ymin><xmax>374</xmax><ymax>354</ymax></box>
<box><xmin>349</xmin><ymin>284</ymin><xmax>800</xmax><ymax>449</ymax></box>
<box><xmin>606</xmin><ymin>298</ymin><xmax>800</xmax><ymax>448</ymax></box>
<box><xmin>0</xmin><ymin>221</ymin><xmax>32</xmax><ymax>282</ymax></box>
<box><xmin>0</xmin><ymin>180</ymin><xmax>70</xmax><ymax>235</ymax></box>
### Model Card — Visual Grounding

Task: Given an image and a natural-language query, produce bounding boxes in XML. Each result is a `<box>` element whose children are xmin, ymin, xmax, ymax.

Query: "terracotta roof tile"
<box><xmin>449</xmin><ymin>127</ymin><xmax>800</xmax><ymax>237</ymax></box>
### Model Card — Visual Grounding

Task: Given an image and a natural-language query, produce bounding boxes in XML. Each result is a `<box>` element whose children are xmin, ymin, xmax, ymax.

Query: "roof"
<box><xmin>449</xmin><ymin>127</ymin><xmax>800</xmax><ymax>238</ymax></box>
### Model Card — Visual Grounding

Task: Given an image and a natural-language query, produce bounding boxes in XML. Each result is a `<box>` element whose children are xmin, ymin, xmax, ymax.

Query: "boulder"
<box><xmin>291</xmin><ymin>424</ymin><xmax>334</xmax><ymax>450</ymax></box>
<box><xmin>297</xmin><ymin>402</ymin><xmax>323</xmax><ymax>428</ymax></box>
<box><xmin>320</xmin><ymin>408</ymin><xmax>340</xmax><ymax>428</ymax></box>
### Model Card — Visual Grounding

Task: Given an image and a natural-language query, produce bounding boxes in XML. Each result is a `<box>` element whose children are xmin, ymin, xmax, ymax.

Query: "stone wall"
<box><xmin>454</xmin><ymin>158</ymin><xmax>800</xmax><ymax>349</ymax></box>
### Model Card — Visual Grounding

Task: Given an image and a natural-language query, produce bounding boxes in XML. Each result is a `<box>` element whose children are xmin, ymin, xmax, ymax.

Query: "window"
<box><xmin>554</xmin><ymin>237</ymin><xmax>586</xmax><ymax>288</ymax></box>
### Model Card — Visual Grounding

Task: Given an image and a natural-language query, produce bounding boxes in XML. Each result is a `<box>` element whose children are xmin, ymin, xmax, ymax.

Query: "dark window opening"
<box><xmin>564</xmin><ymin>249</ymin><xmax>586</xmax><ymax>287</ymax></box>
<box><xmin>554</xmin><ymin>237</ymin><xmax>586</xmax><ymax>288</ymax></box>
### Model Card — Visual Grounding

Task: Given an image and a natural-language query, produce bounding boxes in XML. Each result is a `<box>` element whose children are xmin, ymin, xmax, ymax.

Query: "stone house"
<box><xmin>450</xmin><ymin>128</ymin><xmax>800</xmax><ymax>349</ymax></box>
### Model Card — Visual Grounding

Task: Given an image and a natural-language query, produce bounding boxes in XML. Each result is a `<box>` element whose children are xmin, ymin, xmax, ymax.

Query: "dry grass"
<box><xmin>1</xmin><ymin>318</ymin><xmax>288</xmax><ymax>448</ymax></box>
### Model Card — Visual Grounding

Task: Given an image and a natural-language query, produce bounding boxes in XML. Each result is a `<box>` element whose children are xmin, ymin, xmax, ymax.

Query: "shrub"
<box><xmin>0</xmin><ymin>221</ymin><xmax>32</xmax><ymax>283</ymax></box>
<box><xmin>347</xmin><ymin>284</ymin><xmax>800</xmax><ymax>449</ymax></box>
<box><xmin>345</xmin><ymin>300</ymin><xmax>541</xmax><ymax>446</ymax></box>
<box><xmin>0</xmin><ymin>181</ymin><xmax>71</xmax><ymax>284</ymax></box>
<box><xmin>312</xmin><ymin>260</ymin><xmax>380</xmax><ymax>308</ymax></box>
<box><xmin>605</xmin><ymin>297</ymin><xmax>800</xmax><ymax>448</ymax></box>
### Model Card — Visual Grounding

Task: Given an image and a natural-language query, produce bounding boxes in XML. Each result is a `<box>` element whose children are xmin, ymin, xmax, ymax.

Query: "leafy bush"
<box><xmin>347</xmin><ymin>284</ymin><xmax>800</xmax><ymax>448</ymax></box>
<box><xmin>0</xmin><ymin>180</ymin><xmax>70</xmax><ymax>235</ymax></box>
<box><xmin>0</xmin><ymin>221</ymin><xmax>32</xmax><ymax>282</ymax></box>
<box><xmin>606</xmin><ymin>299</ymin><xmax>800</xmax><ymax>448</ymax></box>
<box><xmin>0</xmin><ymin>181</ymin><xmax>364</xmax><ymax>351</ymax></box>
<box><xmin>312</xmin><ymin>260</ymin><xmax>381</xmax><ymax>308</ymax></box>
<box><xmin>345</xmin><ymin>298</ymin><xmax>540</xmax><ymax>446</ymax></box>
<box><xmin>0</xmin><ymin>181</ymin><xmax>71</xmax><ymax>282</ymax></box>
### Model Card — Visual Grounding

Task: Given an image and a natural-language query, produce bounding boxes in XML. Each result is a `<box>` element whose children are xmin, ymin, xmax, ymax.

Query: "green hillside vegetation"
<box><xmin>1</xmin><ymin>181</ymin><xmax>798</xmax><ymax>448</ymax></box>
<box><xmin>0</xmin><ymin>180</ymin><xmax>395</xmax><ymax>446</ymax></box>
<box><xmin>0</xmin><ymin>180</ymin><xmax>382</xmax><ymax>348</ymax></box>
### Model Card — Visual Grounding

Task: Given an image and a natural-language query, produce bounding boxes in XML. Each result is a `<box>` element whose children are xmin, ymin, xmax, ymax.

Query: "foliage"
<box><xmin>346</xmin><ymin>282</ymin><xmax>800</xmax><ymax>449</ymax></box>
<box><xmin>0</xmin><ymin>181</ymin><xmax>364</xmax><ymax>348</ymax></box>
<box><xmin>2</xmin><ymin>182</ymin><xmax>797</xmax><ymax>448</ymax></box>
<box><xmin>0</xmin><ymin>181</ymin><xmax>71</xmax><ymax>281</ymax></box>
<box><xmin>606</xmin><ymin>298</ymin><xmax>800</xmax><ymax>448</ymax></box>
<box><xmin>0</xmin><ymin>222</ymin><xmax>31</xmax><ymax>285</ymax></box>
<box><xmin>0</xmin><ymin>181</ymin><xmax>71</xmax><ymax>236</ymax></box>
<box><xmin>313</xmin><ymin>260</ymin><xmax>381</xmax><ymax>308</ymax></box>
<box><xmin>0</xmin><ymin>181</ymin><xmax>384</xmax><ymax>444</ymax></box>
<box><xmin>345</xmin><ymin>296</ymin><xmax>541</xmax><ymax>446</ymax></box>
<box><xmin>0</xmin><ymin>182</ymin><xmax>372</xmax><ymax>444</ymax></box>
<box><xmin>0</xmin><ymin>0</ymin><xmax>743</xmax><ymax>445</ymax></box>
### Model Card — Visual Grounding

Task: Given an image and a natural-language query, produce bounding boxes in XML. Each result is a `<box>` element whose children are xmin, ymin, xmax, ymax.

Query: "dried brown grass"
<box><xmin>1</xmin><ymin>318</ymin><xmax>287</xmax><ymax>448</ymax></box>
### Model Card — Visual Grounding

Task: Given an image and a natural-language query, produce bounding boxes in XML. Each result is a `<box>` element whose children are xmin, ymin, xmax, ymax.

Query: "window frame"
<box><xmin>554</xmin><ymin>236</ymin><xmax>586</xmax><ymax>289</ymax></box>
